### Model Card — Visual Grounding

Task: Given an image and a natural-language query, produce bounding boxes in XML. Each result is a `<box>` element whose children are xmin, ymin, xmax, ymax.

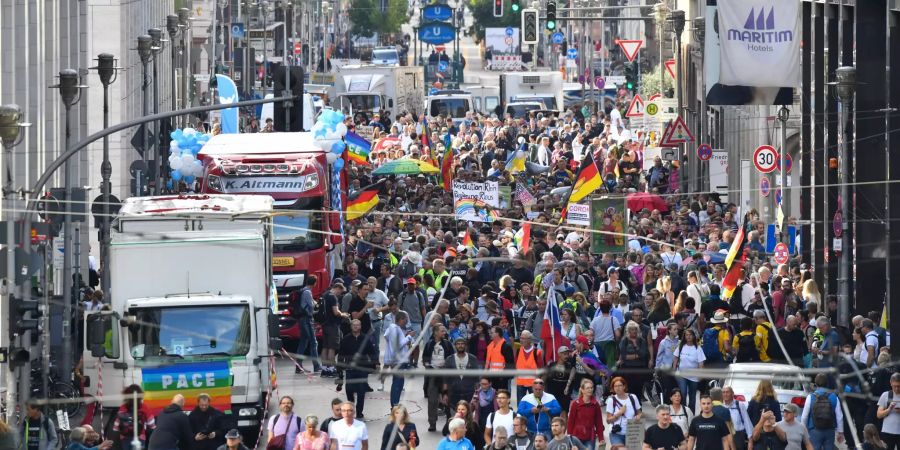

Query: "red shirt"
<box><xmin>567</xmin><ymin>396</ymin><xmax>605</xmax><ymax>442</ymax></box>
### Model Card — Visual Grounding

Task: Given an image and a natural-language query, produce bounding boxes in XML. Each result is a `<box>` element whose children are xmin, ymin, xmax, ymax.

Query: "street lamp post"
<box><xmin>138</xmin><ymin>35</ymin><xmax>154</xmax><ymax>186</ymax></box>
<box><xmin>668</xmin><ymin>10</ymin><xmax>685</xmax><ymax>192</ymax></box>
<box><xmin>167</xmin><ymin>14</ymin><xmax>180</xmax><ymax>118</ymax></box>
<box><xmin>0</xmin><ymin>104</ymin><xmax>28</xmax><ymax>421</ymax></box>
<box><xmin>88</xmin><ymin>54</ymin><xmax>120</xmax><ymax>301</ymax></box>
<box><xmin>149</xmin><ymin>29</ymin><xmax>165</xmax><ymax>194</ymax></box>
<box><xmin>654</xmin><ymin>3</ymin><xmax>668</xmax><ymax>99</ymax></box>
<box><xmin>778</xmin><ymin>105</ymin><xmax>790</xmax><ymax>240</ymax></box>
<box><xmin>834</xmin><ymin>66</ymin><xmax>856</xmax><ymax>328</ymax></box>
<box><xmin>49</xmin><ymin>69</ymin><xmax>87</xmax><ymax>384</ymax></box>
<box><xmin>178</xmin><ymin>8</ymin><xmax>192</xmax><ymax>128</ymax></box>
<box><xmin>260</xmin><ymin>1</ymin><xmax>269</xmax><ymax>95</ymax></box>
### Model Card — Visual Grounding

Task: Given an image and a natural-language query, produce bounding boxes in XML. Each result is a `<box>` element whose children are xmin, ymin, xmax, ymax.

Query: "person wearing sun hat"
<box><xmin>701</xmin><ymin>309</ymin><xmax>733</xmax><ymax>366</ymax></box>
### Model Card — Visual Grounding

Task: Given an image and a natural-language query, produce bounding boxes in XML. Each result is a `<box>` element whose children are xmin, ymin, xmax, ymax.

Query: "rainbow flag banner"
<box><xmin>454</xmin><ymin>198</ymin><xmax>499</xmax><ymax>223</ymax></box>
<box><xmin>345</xmin><ymin>131</ymin><xmax>371</xmax><ymax>166</ymax></box>
<box><xmin>141</xmin><ymin>361</ymin><xmax>232</xmax><ymax>415</ymax></box>
<box><xmin>452</xmin><ymin>180</ymin><xmax>500</xmax><ymax>222</ymax></box>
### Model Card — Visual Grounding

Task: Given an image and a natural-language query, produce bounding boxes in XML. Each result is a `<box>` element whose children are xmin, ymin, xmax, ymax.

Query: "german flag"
<box><xmin>722</xmin><ymin>214</ymin><xmax>751</xmax><ymax>299</ymax></box>
<box><xmin>346</xmin><ymin>180</ymin><xmax>384</xmax><ymax>221</ymax></box>
<box><xmin>560</xmin><ymin>152</ymin><xmax>602</xmax><ymax>223</ymax></box>
<box><xmin>441</xmin><ymin>145</ymin><xmax>454</xmax><ymax>191</ymax></box>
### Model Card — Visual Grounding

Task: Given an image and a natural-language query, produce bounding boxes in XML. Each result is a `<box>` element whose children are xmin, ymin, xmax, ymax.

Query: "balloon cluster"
<box><xmin>312</xmin><ymin>110</ymin><xmax>349</xmax><ymax>167</ymax></box>
<box><xmin>168</xmin><ymin>128</ymin><xmax>211</xmax><ymax>186</ymax></box>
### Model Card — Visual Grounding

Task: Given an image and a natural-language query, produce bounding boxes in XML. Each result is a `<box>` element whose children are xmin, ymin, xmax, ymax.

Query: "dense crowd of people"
<box><xmin>278</xmin><ymin>105</ymin><xmax>899</xmax><ymax>450</ymax></box>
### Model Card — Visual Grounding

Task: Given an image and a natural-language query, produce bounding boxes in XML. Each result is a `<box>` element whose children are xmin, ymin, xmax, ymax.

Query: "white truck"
<box><xmin>499</xmin><ymin>71</ymin><xmax>564</xmax><ymax>114</ymax></box>
<box><xmin>330</xmin><ymin>64</ymin><xmax>424</xmax><ymax>120</ymax></box>
<box><xmin>424</xmin><ymin>90</ymin><xmax>474</xmax><ymax>125</ymax></box>
<box><xmin>83</xmin><ymin>194</ymin><xmax>280</xmax><ymax>446</ymax></box>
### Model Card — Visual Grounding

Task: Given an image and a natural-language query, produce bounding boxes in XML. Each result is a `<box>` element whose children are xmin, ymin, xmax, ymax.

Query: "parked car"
<box><xmin>717</xmin><ymin>362</ymin><xmax>812</xmax><ymax>409</ymax></box>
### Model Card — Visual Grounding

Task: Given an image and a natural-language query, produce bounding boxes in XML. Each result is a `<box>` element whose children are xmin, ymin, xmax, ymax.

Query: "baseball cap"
<box><xmin>782</xmin><ymin>403</ymin><xmax>799</xmax><ymax>414</ymax></box>
<box><xmin>405</xmin><ymin>277</ymin><xmax>417</xmax><ymax>285</ymax></box>
<box><xmin>351</xmin><ymin>279</ymin><xmax>363</xmax><ymax>287</ymax></box>
<box><xmin>576</xmin><ymin>335</ymin><xmax>590</xmax><ymax>347</ymax></box>
<box><xmin>557</xmin><ymin>345</ymin><xmax>571</xmax><ymax>353</ymax></box>
<box><xmin>225</xmin><ymin>429</ymin><xmax>241</xmax><ymax>440</ymax></box>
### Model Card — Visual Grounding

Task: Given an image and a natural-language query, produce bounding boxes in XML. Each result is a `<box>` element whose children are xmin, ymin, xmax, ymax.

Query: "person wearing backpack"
<box><xmin>861</xmin><ymin>319</ymin><xmax>881</xmax><ymax>369</ymax></box>
<box><xmin>22</xmin><ymin>401</ymin><xmax>58</xmax><ymax>450</ymax></box>
<box><xmin>732</xmin><ymin>318</ymin><xmax>761</xmax><ymax>363</ymax></box>
<box><xmin>800</xmin><ymin>374</ymin><xmax>845</xmax><ymax>450</ymax></box>
<box><xmin>875</xmin><ymin>372</ymin><xmax>900</xmax><ymax>450</ymax></box>
<box><xmin>702</xmin><ymin>311</ymin><xmax>732</xmax><ymax>366</ymax></box>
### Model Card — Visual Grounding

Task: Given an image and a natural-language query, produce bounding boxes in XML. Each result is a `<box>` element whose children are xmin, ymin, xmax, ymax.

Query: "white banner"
<box><xmin>717</xmin><ymin>0</ymin><xmax>800</xmax><ymax>88</ymax></box>
<box><xmin>566</xmin><ymin>203</ymin><xmax>590</xmax><ymax>226</ymax></box>
<box><xmin>453</xmin><ymin>181</ymin><xmax>500</xmax><ymax>222</ymax></box>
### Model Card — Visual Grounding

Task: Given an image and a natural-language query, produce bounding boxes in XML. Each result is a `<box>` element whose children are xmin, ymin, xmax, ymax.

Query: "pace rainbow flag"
<box><xmin>454</xmin><ymin>198</ymin><xmax>500</xmax><ymax>222</ymax></box>
<box><xmin>141</xmin><ymin>361</ymin><xmax>232</xmax><ymax>415</ymax></box>
<box><xmin>345</xmin><ymin>131</ymin><xmax>371</xmax><ymax>166</ymax></box>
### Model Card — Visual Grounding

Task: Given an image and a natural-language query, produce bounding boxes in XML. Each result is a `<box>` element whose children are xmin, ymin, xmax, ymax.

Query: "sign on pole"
<box><xmin>753</xmin><ymin>145</ymin><xmax>779</xmax><ymax>173</ymax></box>
<box><xmin>594</xmin><ymin>76</ymin><xmax>605</xmax><ymax>89</ymax></box>
<box><xmin>551</xmin><ymin>31</ymin><xmax>565</xmax><ymax>44</ymax></box>
<box><xmin>760</xmin><ymin>177</ymin><xmax>771</xmax><ymax>197</ymax></box>
<box><xmin>625</xmin><ymin>94</ymin><xmax>644</xmax><ymax>117</ymax></box>
<box><xmin>616</xmin><ymin>39</ymin><xmax>643</xmax><ymax>62</ymax></box>
<box><xmin>774</xmin><ymin>242</ymin><xmax>790</xmax><ymax>265</ymax></box>
<box><xmin>567</xmin><ymin>48</ymin><xmax>578</xmax><ymax>59</ymax></box>
<box><xmin>659</xmin><ymin>116</ymin><xmax>694</xmax><ymax>147</ymax></box>
<box><xmin>696</xmin><ymin>143</ymin><xmax>712</xmax><ymax>161</ymax></box>
<box><xmin>665</xmin><ymin>59</ymin><xmax>676</xmax><ymax>79</ymax></box>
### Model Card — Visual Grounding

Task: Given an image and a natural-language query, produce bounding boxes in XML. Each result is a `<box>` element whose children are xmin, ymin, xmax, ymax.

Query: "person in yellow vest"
<box><xmin>752</xmin><ymin>310</ymin><xmax>775</xmax><ymax>362</ymax></box>
<box><xmin>515</xmin><ymin>331</ymin><xmax>545</xmax><ymax>401</ymax></box>
<box><xmin>486</xmin><ymin>325</ymin><xmax>515</xmax><ymax>391</ymax></box>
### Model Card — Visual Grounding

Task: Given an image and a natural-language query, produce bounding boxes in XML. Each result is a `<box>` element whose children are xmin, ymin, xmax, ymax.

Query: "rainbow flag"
<box><xmin>441</xmin><ymin>145</ymin><xmax>454</xmax><ymax>191</ymax></box>
<box><xmin>462</xmin><ymin>228</ymin><xmax>475</xmax><ymax>251</ymax></box>
<box><xmin>420</xmin><ymin>116</ymin><xmax>431</xmax><ymax>148</ymax></box>
<box><xmin>345</xmin><ymin>131</ymin><xmax>371</xmax><ymax>166</ymax></box>
<box><xmin>141</xmin><ymin>361</ymin><xmax>231</xmax><ymax>415</ymax></box>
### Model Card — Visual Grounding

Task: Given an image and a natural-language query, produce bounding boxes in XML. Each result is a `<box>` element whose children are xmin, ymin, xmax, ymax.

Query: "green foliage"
<box><xmin>639</xmin><ymin>64</ymin><xmax>674</xmax><ymax>98</ymax></box>
<box><xmin>467</xmin><ymin>0</ymin><xmax>518</xmax><ymax>43</ymax></box>
<box><xmin>349</xmin><ymin>0</ymin><xmax>409</xmax><ymax>38</ymax></box>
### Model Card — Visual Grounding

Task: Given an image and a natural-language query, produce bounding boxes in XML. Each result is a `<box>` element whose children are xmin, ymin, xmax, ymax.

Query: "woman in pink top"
<box><xmin>294</xmin><ymin>415</ymin><xmax>329</xmax><ymax>450</ymax></box>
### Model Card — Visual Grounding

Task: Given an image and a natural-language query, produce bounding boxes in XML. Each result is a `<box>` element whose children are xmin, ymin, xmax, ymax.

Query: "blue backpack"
<box><xmin>702</xmin><ymin>327</ymin><xmax>724</xmax><ymax>363</ymax></box>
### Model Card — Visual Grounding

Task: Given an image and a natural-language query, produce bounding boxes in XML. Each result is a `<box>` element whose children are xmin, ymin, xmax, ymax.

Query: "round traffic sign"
<box><xmin>753</xmin><ymin>145</ymin><xmax>779</xmax><ymax>173</ymax></box>
<box><xmin>760</xmin><ymin>177</ymin><xmax>771</xmax><ymax>197</ymax></box>
<box><xmin>504</xmin><ymin>37</ymin><xmax>513</xmax><ymax>45</ymax></box>
<box><xmin>594</xmin><ymin>76</ymin><xmax>605</xmax><ymax>89</ymax></box>
<box><xmin>506</xmin><ymin>27</ymin><xmax>514</xmax><ymax>37</ymax></box>
<box><xmin>833</xmin><ymin>211</ymin><xmax>843</xmax><ymax>238</ymax></box>
<box><xmin>773</xmin><ymin>242</ymin><xmax>789</xmax><ymax>265</ymax></box>
<box><xmin>776</xmin><ymin>152</ymin><xmax>793</xmax><ymax>173</ymax></box>
<box><xmin>697</xmin><ymin>143</ymin><xmax>712</xmax><ymax>161</ymax></box>
<box><xmin>646</xmin><ymin>103</ymin><xmax>659</xmax><ymax>116</ymax></box>
<box><xmin>551</xmin><ymin>31</ymin><xmax>565</xmax><ymax>44</ymax></box>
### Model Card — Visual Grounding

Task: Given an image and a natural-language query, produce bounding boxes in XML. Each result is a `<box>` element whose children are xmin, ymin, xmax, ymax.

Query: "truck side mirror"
<box><xmin>388</xmin><ymin>99</ymin><xmax>393</xmax><ymax>108</ymax></box>
<box><xmin>86</xmin><ymin>315</ymin><xmax>109</xmax><ymax>358</ymax></box>
<box><xmin>268</xmin><ymin>313</ymin><xmax>283</xmax><ymax>351</ymax></box>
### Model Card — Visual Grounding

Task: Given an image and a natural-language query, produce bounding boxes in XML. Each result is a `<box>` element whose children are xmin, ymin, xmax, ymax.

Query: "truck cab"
<box><xmin>371</xmin><ymin>46</ymin><xmax>400</xmax><ymax>66</ymax></box>
<box><xmin>82</xmin><ymin>194</ymin><xmax>279</xmax><ymax>446</ymax></box>
<box><xmin>425</xmin><ymin>90</ymin><xmax>474</xmax><ymax>125</ymax></box>
<box><xmin>499</xmin><ymin>71</ymin><xmax>564</xmax><ymax>115</ymax></box>
<box><xmin>197</xmin><ymin>133</ymin><xmax>343</xmax><ymax>344</ymax></box>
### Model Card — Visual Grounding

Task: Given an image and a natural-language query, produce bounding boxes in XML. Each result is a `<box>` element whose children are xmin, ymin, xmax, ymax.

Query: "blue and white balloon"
<box><xmin>168</xmin><ymin>126</ymin><xmax>212</xmax><ymax>188</ymax></box>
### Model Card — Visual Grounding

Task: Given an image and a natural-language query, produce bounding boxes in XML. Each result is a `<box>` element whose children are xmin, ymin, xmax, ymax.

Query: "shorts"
<box><xmin>609</xmin><ymin>432</ymin><xmax>626</xmax><ymax>446</ymax></box>
<box><xmin>322</xmin><ymin>326</ymin><xmax>341</xmax><ymax>350</ymax></box>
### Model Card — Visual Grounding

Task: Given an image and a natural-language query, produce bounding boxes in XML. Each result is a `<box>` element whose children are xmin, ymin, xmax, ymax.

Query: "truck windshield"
<box><xmin>129</xmin><ymin>305</ymin><xmax>251</xmax><ymax>360</ymax></box>
<box><xmin>512</xmin><ymin>96</ymin><xmax>557</xmax><ymax>110</ymax></box>
<box><xmin>273</xmin><ymin>211</ymin><xmax>324</xmax><ymax>251</ymax></box>
<box><xmin>372</xmin><ymin>49</ymin><xmax>398</xmax><ymax>64</ymax></box>
<box><xmin>337</xmin><ymin>95</ymin><xmax>381</xmax><ymax>113</ymax></box>
<box><xmin>506</xmin><ymin>103</ymin><xmax>541</xmax><ymax>118</ymax></box>
<box><xmin>430</xmin><ymin>99</ymin><xmax>470</xmax><ymax>118</ymax></box>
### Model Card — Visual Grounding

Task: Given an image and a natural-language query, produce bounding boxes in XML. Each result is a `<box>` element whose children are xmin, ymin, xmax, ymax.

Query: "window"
<box><xmin>129</xmin><ymin>305</ymin><xmax>252</xmax><ymax>360</ymax></box>
<box><xmin>272</xmin><ymin>211</ymin><xmax>325</xmax><ymax>251</ymax></box>
<box><xmin>429</xmin><ymin>99</ymin><xmax>471</xmax><ymax>118</ymax></box>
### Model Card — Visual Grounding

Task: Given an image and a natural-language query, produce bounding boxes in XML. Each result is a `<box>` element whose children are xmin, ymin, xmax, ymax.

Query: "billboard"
<box><xmin>590</xmin><ymin>197</ymin><xmax>629</xmax><ymax>254</ymax></box>
<box><xmin>704</xmin><ymin>0</ymin><xmax>795</xmax><ymax>105</ymax></box>
<box><xmin>486</xmin><ymin>27</ymin><xmax>522</xmax><ymax>71</ymax></box>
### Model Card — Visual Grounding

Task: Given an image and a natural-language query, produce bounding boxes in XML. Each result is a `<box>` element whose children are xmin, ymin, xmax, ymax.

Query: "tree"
<box><xmin>639</xmin><ymin>64</ymin><xmax>674</xmax><ymax>99</ymax></box>
<box><xmin>348</xmin><ymin>0</ymin><xmax>409</xmax><ymax>38</ymax></box>
<box><xmin>466</xmin><ymin>0</ymin><xmax>518</xmax><ymax>42</ymax></box>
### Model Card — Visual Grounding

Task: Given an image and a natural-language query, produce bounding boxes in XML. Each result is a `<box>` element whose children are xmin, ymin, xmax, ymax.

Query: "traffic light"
<box><xmin>511</xmin><ymin>0</ymin><xmax>520</xmax><ymax>12</ymax></box>
<box><xmin>625</xmin><ymin>62</ymin><xmax>637</xmax><ymax>92</ymax></box>
<box><xmin>546</xmin><ymin>0</ymin><xmax>557</xmax><ymax>30</ymax></box>
<box><xmin>9</xmin><ymin>295</ymin><xmax>40</xmax><ymax>339</ymax></box>
<box><xmin>493</xmin><ymin>0</ymin><xmax>503</xmax><ymax>17</ymax></box>
<box><xmin>522</xmin><ymin>9</ymin><xmax>539</xmax><ymax>44</ymax></box>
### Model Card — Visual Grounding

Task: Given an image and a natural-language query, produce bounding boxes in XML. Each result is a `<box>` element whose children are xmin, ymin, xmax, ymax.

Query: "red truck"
<box><xmin>198</xmin><ymin>132</ymin><xmax>344</xmax><ymax>343</ymax></box>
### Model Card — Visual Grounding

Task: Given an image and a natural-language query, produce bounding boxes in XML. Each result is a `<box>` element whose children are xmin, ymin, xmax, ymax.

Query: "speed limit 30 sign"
<box><xmin>753</xmin><ymin>145</ymin><xmax>779</xmax><ymax>173</ymax></box>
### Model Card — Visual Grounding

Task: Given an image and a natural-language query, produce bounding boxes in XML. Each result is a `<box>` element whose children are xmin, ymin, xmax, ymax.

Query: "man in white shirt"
<box><xmin>860</xmin><ymin>319</ymin><xmax>880</xmax><ymax>368</ymax></box>
<box><xmin>329</xmin><ymin>402</ymin><xmax>368</xmax><ymax>450</ymax></box>
<box><xmin>722</xmin><ymin>386</ymin><xmax>753</xmax><ymax>450</ymax></box>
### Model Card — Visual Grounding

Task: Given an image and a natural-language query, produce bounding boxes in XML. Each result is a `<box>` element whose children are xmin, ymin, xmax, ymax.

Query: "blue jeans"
<box><xmin>808</xmin><ymin>428</ymin><xmax>835</xmax><ymax>450</ymax></box>
<box><xmin>677</xmin><ymin>377</ymin><xmax>699</xmax><ymax>412</ymax></box>
<box><xmin>296</xmin><ymin>321</ymin><xmax>321</xmax><ymax>371</ymax></box>
<box><xmin>389</xmin><ymin>363</ymin><xmax>409</xmax><ymax>407</ymax></box>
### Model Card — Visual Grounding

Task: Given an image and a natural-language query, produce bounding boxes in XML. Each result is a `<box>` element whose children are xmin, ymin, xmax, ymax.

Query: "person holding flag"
<box><xmin>560</xmin><ymin>151</ymin><xmax>603</xmax><ymax>223</ymax></box>
<box><xmin>541</xmin><ymin>273</ymin><xmax>571</xmax><ymax>365</ymax></box>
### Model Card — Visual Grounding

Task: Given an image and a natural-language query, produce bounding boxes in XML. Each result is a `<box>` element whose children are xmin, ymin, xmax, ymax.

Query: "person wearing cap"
<box><xmin>774</xmin><ymin>403</ymin><xmax>811</xmax><ymax>450</ymax></box>
<box><xmin>216</xmin><ymin>429</ymin><xmax>250</xmax><ymax>450</ymax></box>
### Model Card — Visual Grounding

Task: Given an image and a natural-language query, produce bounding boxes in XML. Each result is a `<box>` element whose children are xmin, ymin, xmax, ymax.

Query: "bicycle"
<box><xmin>642</xmin><ymin>371</ymin><xmax>665</xmax><ymax>407</ymax></box>
<box><xmin>30</xmin><ymin>366</ymin><xmax>82</xmax><ymax>418</ymax></box>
